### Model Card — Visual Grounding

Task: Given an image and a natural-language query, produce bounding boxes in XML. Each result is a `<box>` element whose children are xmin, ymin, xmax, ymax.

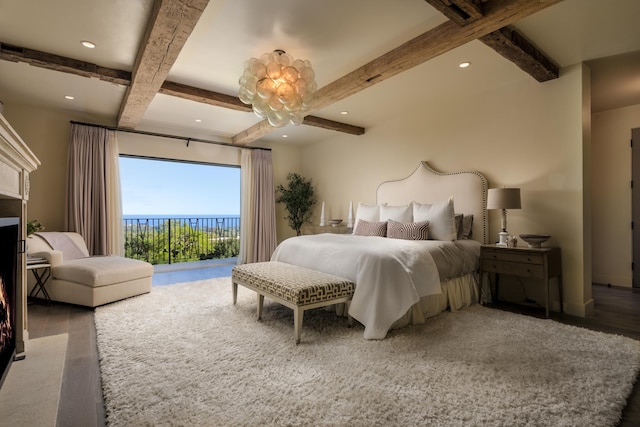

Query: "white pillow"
<box><xmin>379</xmin><ymin>204</ymin><xmax>413</xmax><ymax>223</ymax></box>
<box><xmin>412</xmin><ymin>197</ymin><xmax>456</xmax><ymax>241</ymax></box>
<box><xmin>353</xmin><ymin>203</ymin><xmax>380</xmax><ymax>231</ymax></box>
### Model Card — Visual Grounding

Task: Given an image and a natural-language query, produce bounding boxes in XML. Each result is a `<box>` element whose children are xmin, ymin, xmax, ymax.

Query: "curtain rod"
<box><xmin>69</xmin><ymin>120</ymin><xmax>271</xmax><ymax>151</ymax></box>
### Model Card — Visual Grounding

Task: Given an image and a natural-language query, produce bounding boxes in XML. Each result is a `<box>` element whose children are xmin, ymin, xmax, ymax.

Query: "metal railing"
<box><xmin>123</xmin><ymin>216</ymin><xmax>240</xmax><ymax>265</ymax></box>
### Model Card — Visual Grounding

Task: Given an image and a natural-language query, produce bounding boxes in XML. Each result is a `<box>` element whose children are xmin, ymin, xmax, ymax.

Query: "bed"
<box><xmin>271</xmin><ymin>161</ymin><xmax>488</xmax><ymax>339</ymax></box>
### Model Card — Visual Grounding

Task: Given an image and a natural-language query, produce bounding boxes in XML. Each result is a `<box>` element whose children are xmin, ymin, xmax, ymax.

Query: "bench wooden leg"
<box><xmin>294</xmin><ymin>307</ymin><xmax>304</xmax><ymax>344</ymax></box>
<box><xmin>257</xmin><ymin>294</ymin><xmax>264</xmax><ymax>320</ymax></box>
<box><xmin>232</xmin><ymin>282</ymin><xmax>238</xmax><ymax>305</ymax></box>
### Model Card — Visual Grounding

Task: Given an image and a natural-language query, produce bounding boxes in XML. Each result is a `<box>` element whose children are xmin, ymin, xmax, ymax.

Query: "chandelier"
<box><xmin>238</xmin><ymin>50</ymin><xmax>317</xmax><ymax>128</ymax></box>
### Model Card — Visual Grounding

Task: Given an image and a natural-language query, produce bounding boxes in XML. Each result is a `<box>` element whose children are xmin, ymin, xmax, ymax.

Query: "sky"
<box><xmin>119</xmin><ymin>157</ymin><xmax>240</xmax><ymax>216</ymax></box>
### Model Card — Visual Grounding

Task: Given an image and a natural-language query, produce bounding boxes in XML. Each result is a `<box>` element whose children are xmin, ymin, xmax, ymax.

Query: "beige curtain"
<box><xmin>238</xmin><ymin>148</ymin><xmax>277</xmax><ymax>264</ymax></box>
<box><xmin>238</xmin><ymin>149</ymin><xmax>255</xmax><ymax>264</ymax></box>
<box><xmin>66</xmin><ymin>123</ymin><xmax>123</xmax><ymax>256</ymax></box>
<box><xmin>106</xmin><ymin>132</ymin><xmax>124</xmax><ymax>255</ymax></box>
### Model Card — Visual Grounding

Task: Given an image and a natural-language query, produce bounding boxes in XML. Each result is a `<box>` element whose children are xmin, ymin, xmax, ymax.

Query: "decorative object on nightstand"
<box><xmin>519</xmin><ymin>234</ymin><xmax>551</xmax><ymax>248</ymax></box>
<box><xmin>347</xmin><ymin>200</ymin><xmax>353</xmax><ymax>228</ymax></box>
<box><xmin>319</xmin><ymin>201</ymin><xmax>325</xmax><ymax>226</ymax></box>
<box><xmin>487</xmin><ymin>187</ymin><xmax>521</xmax><ymax>246</ymax></box>
<box><xmin>329</xmin><ymin>219</ymin><xmax>343</xmax><ymax>227</ymax></box>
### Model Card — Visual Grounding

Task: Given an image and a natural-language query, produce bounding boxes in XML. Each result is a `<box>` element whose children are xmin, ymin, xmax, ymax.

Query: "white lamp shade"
<box><xmin>487</xmin><ymin>188</ymin><xmax>521</xmax><ymax>210</ymax></box>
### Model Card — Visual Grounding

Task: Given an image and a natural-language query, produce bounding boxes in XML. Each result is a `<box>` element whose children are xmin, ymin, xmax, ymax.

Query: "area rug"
<box><xmin>95</xmin><ymin>278</ymin><xmax>640</xmax><ymax>426</ymax></box>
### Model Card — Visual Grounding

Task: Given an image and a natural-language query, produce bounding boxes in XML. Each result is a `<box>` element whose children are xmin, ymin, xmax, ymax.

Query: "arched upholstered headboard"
<box><xmin>376</xmin><ymin>161</ymin><xmax>488</xmax><ymax>244</ymax></box>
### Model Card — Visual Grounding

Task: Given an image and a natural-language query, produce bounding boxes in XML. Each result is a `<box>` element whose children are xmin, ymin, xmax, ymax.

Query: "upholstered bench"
<box><xmin>231</xmin><ymin>261</ymin><xmax>355</xmax><ymax>344</ymax></box>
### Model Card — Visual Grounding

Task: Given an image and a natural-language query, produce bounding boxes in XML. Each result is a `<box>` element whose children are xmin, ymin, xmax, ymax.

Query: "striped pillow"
<box><xmin>353</xmin><ymin>219</ymin><xmax>387</xmax><ymax>237</ymax></box>
<box><xmin>387</xmin><ymin>219</ymin><xmax>430</xmax><ymax>240</ymax></box>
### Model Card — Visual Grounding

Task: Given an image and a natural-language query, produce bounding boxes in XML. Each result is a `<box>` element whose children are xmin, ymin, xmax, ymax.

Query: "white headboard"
<box><xmin>376</xmin><ymin>161</ymin><xmax>488</xmax><ymax>244</ymax></box>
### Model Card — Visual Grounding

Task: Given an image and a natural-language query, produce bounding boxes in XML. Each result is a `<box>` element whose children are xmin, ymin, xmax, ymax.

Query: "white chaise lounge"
<box><xmin>27</xmin><ymin>232</ymin><xmax>153</xmax><ymax>307</ymax></box>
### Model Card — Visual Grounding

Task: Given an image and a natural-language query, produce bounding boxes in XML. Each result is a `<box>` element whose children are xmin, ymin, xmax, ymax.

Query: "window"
<box><xmin>119</xmin><ymin>156</ymin><xmax>240</xmax><ymax>264</ymax></box>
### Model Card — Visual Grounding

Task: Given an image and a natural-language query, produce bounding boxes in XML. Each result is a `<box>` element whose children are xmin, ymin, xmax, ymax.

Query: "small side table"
<box><xmin>27</xmin><ymin>262</ymin><xmax>51</xmax><ymax>303</ymax></box>
<box><xmin>478</xmin><ymin>245</ymin><xmax>562</xmax><ymax>318</ymax></box>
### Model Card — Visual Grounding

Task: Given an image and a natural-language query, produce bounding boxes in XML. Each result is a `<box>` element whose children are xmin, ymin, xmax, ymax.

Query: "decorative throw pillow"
<box><xmin>455</xmin><ymin>213</ymin><xmax>474</xmax><ymax>239</ymax></box>
<box><xmin>387</xmin><ymin>219</ymin><xmax>429</xmax><ymax>240</ymax></box>
<box><xmin>454</xmin><ymin>213</ymin><xmax>463</xmax><ymax>238</ymax></box>
<box><xmin>461</xmin><ymin>214</ymin><xmax>474</xmax><ymax>239</ymax></box>
<box><xmin>353</xmin><ymin>203</ymin><xmax>380</xmax><ymax>231</ymax></box>
<box><xmin>413</xmin><ymin>197</ymin><xmax>456</xmax><ymax>241</ymax></box>
<box><xmin>353</xmin><ymin>219</ymin><xmax>387</xmax><ymax>237</ymax></box>
<box><xmin>379</xmin><ymin>204</ymin><xmax>413</xmax><ymax>223</ymax></box>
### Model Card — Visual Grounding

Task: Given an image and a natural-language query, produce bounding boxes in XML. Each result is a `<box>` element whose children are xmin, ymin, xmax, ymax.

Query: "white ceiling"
<box><xmin>0</xmin><ymin>0</ymin><xmax>639</xmax><ymax>145</ymax></box>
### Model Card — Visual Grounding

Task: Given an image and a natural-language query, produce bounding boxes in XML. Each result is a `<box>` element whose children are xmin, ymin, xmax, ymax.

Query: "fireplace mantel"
<box><xmin>0</xmin><ymin>112</ymin><xmax>40</xmax><ymax>353</ymax></box>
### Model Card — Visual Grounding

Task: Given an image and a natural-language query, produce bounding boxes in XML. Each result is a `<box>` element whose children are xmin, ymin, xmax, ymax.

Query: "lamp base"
<box><xmin>496</xmin><ymin>231</ymin><xmax>509</xmax><ymax>247</ymax></box>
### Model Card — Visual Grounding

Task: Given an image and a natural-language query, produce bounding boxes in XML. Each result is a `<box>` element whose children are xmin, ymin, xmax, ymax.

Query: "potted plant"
<box><xmin>26</xmin><ymin>219</ymin><xmax>44</xmax><ymax>236</ymax></box>
<box><xmin>276</xmin><ymin>172</ymin><xmax>317</xmax><ymax>236</ymax></box>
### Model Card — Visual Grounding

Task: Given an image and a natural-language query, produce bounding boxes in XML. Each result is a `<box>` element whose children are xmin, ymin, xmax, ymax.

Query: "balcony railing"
<box><xmin>123</xmin><ymin>216</ymin><xmax>240</xmax><ymax>265</ymax></box>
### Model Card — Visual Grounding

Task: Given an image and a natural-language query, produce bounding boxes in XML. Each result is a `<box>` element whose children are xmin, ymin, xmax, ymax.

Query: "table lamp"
<box><xmin>487</xmin><ymin>187</ymin><xmax>521</xmax><ymax>246</ymax></box>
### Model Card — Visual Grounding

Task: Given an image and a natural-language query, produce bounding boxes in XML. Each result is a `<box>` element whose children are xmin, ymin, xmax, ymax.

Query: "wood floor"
<box><xmin>26</xmin><ymin>272</ymin><xmax>640</xmax><ymax>426</ymax></box>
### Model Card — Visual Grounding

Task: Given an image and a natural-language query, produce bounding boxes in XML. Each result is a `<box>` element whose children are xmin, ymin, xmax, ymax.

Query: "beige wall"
<box><xmin>299</xmin><ymin>64</ymin><xmax>592</xmax><ymax>316</ymax></box>
<box><xmin>2</xmin><ymin>64</ymin><xmax>595</xmax><ymax>317</ymax></box>
<box><xmin>2</xmin><ymin>103</ymin><xmax>87</xmax><ymax>232</ymax></box>
<box><xmin>592</xmin><ymin>104</ymin><xmax>640</xmax><ymax>287</ymax></box>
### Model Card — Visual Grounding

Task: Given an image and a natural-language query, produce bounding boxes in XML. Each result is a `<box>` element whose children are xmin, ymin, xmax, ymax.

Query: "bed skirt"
<box><xmin>391</xmin><ymin>272</ymin><xmax>479</xmax><ymax>329</ymax></box>
<box><xmin>330</xmin><ymin>272</ymin><xmax>479</xmax><ymax>332</ymax></box>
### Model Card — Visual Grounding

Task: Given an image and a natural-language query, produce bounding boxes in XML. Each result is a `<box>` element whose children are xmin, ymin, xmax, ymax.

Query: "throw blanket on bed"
<box><xmin>34</xmin><ymin>232</ymin><xmax>87</xmax><ymax>261</ymax></box>
<box><xmin>271</xmin><ymin>234</ymin><xmax>443</xmax><ymax>339</ymax></box>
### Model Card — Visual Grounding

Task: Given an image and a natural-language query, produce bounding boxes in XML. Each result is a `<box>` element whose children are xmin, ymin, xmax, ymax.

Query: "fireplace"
<box><xmin>0</xmin><ymin>111</ymin><xmax>40</xmax><ymax>388</ymax></box>
<box><xmin>0</xmin><ymin>217</ymin><xmax>19</xmax><ymax>388</ymax></box>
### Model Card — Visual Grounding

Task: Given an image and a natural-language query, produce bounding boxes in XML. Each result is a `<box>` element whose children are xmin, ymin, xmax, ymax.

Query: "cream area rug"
<box><xmin>95</xmin><ymin>277</ymin><xmax>640</xmax><ymax>426</ymax></box>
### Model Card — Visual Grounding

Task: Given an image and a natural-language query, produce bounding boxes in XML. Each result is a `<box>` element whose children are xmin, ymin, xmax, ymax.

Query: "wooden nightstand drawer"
<box><xmin>482</xmin><ymin>260</ymin><xmax>545</xmax><ymax>279</ymax></box>
<box><xmin>482</xmin><ymin>249</ymin><xmax>544</xmax><ymax>265</ymax></box>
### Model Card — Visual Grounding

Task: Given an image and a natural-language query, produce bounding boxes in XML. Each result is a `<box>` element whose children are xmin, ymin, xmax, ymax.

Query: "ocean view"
<box><xmin>123</xmin><ymin>214</ymin><xmax>241</xmax><ymax>265</ymax></box>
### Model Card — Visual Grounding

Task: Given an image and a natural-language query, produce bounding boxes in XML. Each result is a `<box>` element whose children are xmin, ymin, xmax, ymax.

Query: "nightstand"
<box><xmin>301</xmin><ymin>224</ymin><xmax>353</xmax><ymax>235</ymax></box>
<box><xmin>479</xmin><ymin>245</ymin><xmax>562</xmax><ymax>318</ymax></box>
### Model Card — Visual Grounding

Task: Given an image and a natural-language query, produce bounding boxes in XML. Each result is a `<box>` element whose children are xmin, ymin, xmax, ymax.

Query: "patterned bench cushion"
<box><xmin>232</xmin><ymin>261</ymin><xmax>354</xmax><ymax>306</ymax></box>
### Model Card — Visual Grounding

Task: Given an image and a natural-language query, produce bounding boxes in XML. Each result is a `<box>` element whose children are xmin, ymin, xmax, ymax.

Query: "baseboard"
<box><xmin>592</xmin><ymin>274</ymin><xmax>631</xmax><ymax>288</ymax></box>
<box><xmin>564</xmin><ymin>298</ymin><xmax>595</xmax><ymax>317</ymax></box>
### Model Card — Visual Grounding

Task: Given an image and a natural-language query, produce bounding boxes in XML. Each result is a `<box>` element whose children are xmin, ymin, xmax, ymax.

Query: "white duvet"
<box><xmin>271</xmin><ymin>234</ymin><xmax>479</xmax><ymax>339</ymax></box>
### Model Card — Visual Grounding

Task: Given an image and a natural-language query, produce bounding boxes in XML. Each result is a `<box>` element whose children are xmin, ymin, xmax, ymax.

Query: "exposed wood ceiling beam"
<box><xmin>314</xmin><ymin>0</ymin><xmax>563</xmax><ymax>110</ymax></box>
<box><xmin>117</xmin><ymin>0</ymin><xmax>209</xmax><ymax>129</ymax></box>
<box><xmin>232</xmin><ymin>0</ymin><xmax>564</xmax><ymax>145</ymax></box>
<box><xmin>302</xmin><ymin>116</ymin><xmax>365</xmax><ymax>136</ymax></box>
<box><xmin>424</xmin><ymin>0</ymin><xmax>559</xmax><ymax>82</ymax></box>
<box><xmin>159</xmin><ymin>81</ymin><xmax>252</xmax><ymax>112</ymax></box>
<box><xmin>479</xmin><ymin>27</ymin><xmax>559</xmax><ymax>82</ymax></box>
<box><xmin>230</xmin><ymin>114</ymin><xmax>367</xmax><ymax>147</ymax></box>
<box><xmin>0</xmin><ymin>42</ymin><xmax>131</xmax><ymax>85</ymax></box>
<box><xmin>0</xmin><ymin>41</ymin><xmax>364</xmax><ymax>137</ymax></box>
<box><xmin>425</xmin><ymin>0</ymin><xmax>486</xmax><ymax>25</ymax></box>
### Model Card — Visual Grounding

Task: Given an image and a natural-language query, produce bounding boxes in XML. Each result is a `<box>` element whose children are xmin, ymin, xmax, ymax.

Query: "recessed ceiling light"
<box><xmin>81</xmin><ymin>40</ymin><xmax>96</xmax><ymax>49</ymax></box>
<box><xmin>340</xmin><ymin>111</ymin><xmax>349</xmax><ymax>115</ymax></box>
<box><xmin>64</xmin><ymin>95</ymin><xmax>75</xmax><ymax>100</ymax></box>
<box><xmin>459</xmin><ymin>61</ymin><xmax>471</xmax><ymax>68</ymax></box>
<box><xmin>195</xmin><ymin>119</ymin><xmax>202</xmax><ymax>123</ymax></box>
<box><xmin>282</xmin><ymin>134</ymin><xmax>288</xmax><ymax>138</ymax></box>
